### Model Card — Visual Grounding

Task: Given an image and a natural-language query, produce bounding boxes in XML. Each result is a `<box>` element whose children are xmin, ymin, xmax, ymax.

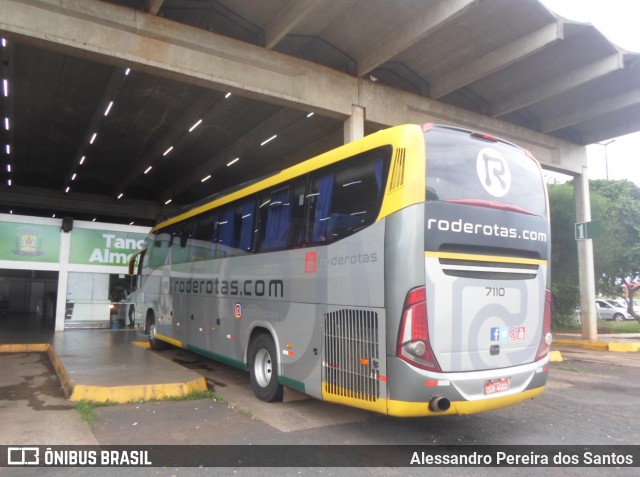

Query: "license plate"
<box><xmin>484</xmin><ymin>378</ymin><xmax>510</xmax><ymax>395</ymax></box>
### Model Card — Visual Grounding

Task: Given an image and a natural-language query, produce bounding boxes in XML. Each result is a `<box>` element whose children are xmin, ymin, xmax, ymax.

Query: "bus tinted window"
<box><xmin>256</xmin><ymin>178</ymin><xmax>306</xmax><ymax>252</ymax></box>
<box><xmin>425</xmin><ymin>127</ymin><xmax>547</xmax><ymax>217</ymax></box>
<box><xmin>307</xmin><ymin>147</ymin><xmax>389</xmax><ymax>244</ymax></box>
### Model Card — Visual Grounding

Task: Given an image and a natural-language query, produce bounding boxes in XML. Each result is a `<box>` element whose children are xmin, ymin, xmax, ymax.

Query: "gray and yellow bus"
<box><xmin>129</xmin><ymin>123</ymin><xmax>552</xmax><ymax>417</ymax></box>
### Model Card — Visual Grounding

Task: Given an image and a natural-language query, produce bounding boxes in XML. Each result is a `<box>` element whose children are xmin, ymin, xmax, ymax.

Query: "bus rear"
<box><xmin>387</xmin><ymin>124</ymin><xmax>551</xmax><ymax>416</ymax></box>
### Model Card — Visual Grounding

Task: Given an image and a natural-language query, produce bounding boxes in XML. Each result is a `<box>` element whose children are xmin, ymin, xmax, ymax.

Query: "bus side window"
<box><xmin>191</xmin><ymin>211</ymin><xmax>217</xmax><ymax>261</ymax></box>
<box><xmin>235</xmin><ymin>198</ymin><xmax>256</xmax><ymax>253</ymax></box>
<box><xmin>257</xmin><ymin>187</ymin><xmax>291</xmax><ymax>252</ymax></box>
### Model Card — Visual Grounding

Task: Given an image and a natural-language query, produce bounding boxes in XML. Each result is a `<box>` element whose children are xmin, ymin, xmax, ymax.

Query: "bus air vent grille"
<box><xmin>323</xmin><ymin>309</ymin><xmax>380</xmax><ymax>401</ymax></box>
<box><xmin>389</xmin><ymin>148</ymin><xmax>406</xmax><ymax>190</ymax></box>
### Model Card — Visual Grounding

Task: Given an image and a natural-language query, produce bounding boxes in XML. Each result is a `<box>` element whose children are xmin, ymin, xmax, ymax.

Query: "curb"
<box><xmin>0</xmin><ymin>342</ymin><xmax>207</xmax><ymax>403</ymax></box>
<box><xmin>554</xmin><ymin>339</ymin><xmax>640</xmax><ymax>353</ymax></box>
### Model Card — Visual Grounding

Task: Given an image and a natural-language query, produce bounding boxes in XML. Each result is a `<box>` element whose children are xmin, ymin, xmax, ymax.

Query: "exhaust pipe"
<box><xmin>429</xmin><ymin>396</ymin><xmax>451</xmax><ymax>412</ymax></box>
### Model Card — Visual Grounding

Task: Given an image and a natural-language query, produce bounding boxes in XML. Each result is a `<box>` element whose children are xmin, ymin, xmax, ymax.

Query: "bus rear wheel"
<box><xmin>249</xmin><ymin>333</ymin><xmax>283</xmax><ymax>402</ymax></box>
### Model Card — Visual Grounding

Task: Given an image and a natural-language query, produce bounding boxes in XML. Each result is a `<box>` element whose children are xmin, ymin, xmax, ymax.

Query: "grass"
<box><xmin>554</xmin><ymin>316</ymin><xmax>640</xmax><ymax>334</ymax></box>
<box><xmin>74</xmin><ymin>390</ymin><xmax>222</xmax><ymax>427</ymax></box>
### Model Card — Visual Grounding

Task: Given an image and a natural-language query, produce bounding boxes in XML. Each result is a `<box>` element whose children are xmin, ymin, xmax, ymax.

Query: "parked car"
<box><xmin>595</xmin><ymin>299</ymin><xmax>633</xmax><ymax>321</ymax></box>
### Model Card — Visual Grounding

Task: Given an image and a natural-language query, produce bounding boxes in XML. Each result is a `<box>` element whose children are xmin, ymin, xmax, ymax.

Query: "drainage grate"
<box><xmin>323</xmin><ymin>309</ymin><xmax>380</xmax><ymax>401</ymax></box>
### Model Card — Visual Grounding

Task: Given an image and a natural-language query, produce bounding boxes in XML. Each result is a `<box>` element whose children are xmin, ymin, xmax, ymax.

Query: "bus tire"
<box><xmin>147</xmin><ymin>312</ymin><xmax>166</xmax><ymax>351</ymax></box>
<box><xmin>249</xmin><ymin>333</ymin><xmax>284</xmax><ymax>402</ymax></box>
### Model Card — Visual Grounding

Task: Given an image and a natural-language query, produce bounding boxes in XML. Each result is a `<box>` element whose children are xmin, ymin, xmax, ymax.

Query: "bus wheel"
<box><xmin>249</xmin><ymin>333</ymin><xmax>283</xmax><ymax>402</ymax></box>
<box><xmin>147</xmin><ymin>313</ymin><xmax>166</xmax><ymax>351</ymax></box>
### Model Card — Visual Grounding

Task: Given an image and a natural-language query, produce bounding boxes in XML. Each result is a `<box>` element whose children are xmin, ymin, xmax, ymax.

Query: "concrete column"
<box><xmin>344</xmin><ymin>105</ymin><xmax>365</xmax><ymax>143</ymax></box>
<box><xmin>574</xmin><ymin>168</ymin><xmax>597</xmax><ymax>339</ymax></box>
<box><xmin>54</xmin><ymin>230</ymin><xmax>71</xmax><ymax>332</ymax></box>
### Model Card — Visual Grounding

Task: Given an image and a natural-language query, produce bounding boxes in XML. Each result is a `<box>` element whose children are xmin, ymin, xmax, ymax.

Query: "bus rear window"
<box><xmin>425</xmin><ymin>127</ymin><xmax>547</xmax><ymax>218</ymax></box>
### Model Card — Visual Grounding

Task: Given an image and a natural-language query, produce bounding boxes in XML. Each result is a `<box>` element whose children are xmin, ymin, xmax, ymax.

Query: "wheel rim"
<box><xmin>149</xmin><ymin>322</ymin><xmax>157</xmax><ymax>340</ymax></box>
<box><xmin>254</xmin><ymin>348</ymin><xmax>273</xmax><ymax>388</ymax></box>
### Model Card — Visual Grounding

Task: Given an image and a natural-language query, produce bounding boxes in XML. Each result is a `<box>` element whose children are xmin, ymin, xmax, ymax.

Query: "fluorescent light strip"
<box><xmin>188</xmin><ymin>119</ymin><xmax>202</xmax><ymax>132</ymax></box>
<box><xmin>164</xmin><ymin>199</ymin><xmax>172</xmax><ymax>205</ymax></box>
<box><xmin>2</xmin><ymin>79</ymin><xmax>8</xmax><ymax>97</ymax></box>
<box><xmin>163</xmin><ymin>146</ymin><xmax>173</xmax><ymax>156</ymax></box>
<box><xmin>225</xmin><ymin>92</ymin><xmax>231</xmax><ymax>99</ymax></box>
<box><xmin>261</xmin><ymin>134</ymin><xmax>277</xmax><ymax>146</ymax></box>
<box><xmin>125</xmin><ymin>68</ymin><xmax>131</xmax><ymax>76</ymax></box>
<box><xmin>307</xmin><ymin>112</ymin><xmax>314</xmax><ymax>118</ymax></box>
<box><xmin>117</xmin><ymin>193</ymin><xmax>124</xmax><ymax>199</ymax></box>
<box><xmin>71</xmin><ymin>173</ymin><xmax>76</xmax><ymax>181</ymax></box>
<box><xmin>79</xmin><ymin>156</ymin><xmax>86</xmax><ymax>165</ymax></box>
<box><xmin>104</xmin><ymin>101</ymin><xmax>114</xmax><ymax>116</ymax></box>
<box><xmin>1</xmin><ymin>38</ymin><xmax>6</xmax><ymax>47</ymax></box>
<box><xmin>144</xmin><ymin>166</ymin><xmax>152</xmax><ymax>174</ymax></box>
<box><xmin>201</xmin><ymin>175</ymin><xmax>211</xmax><ymax>182</ymax></box>
<box><xmin>65</xmin><ymin>187</ymin><xmax>70</xmax><ymax>193</ymax></box>
<box><xmin>4</xmin><ymin>117</ymin><xmax>9</xmax><ymax>130</ymax></box>
<box><xmin>6</xmin><ymin>164</ymin><xmax>11</xmax><ymax>172</ymax></box>
<box><xmin>226</xmin><ymin>157</ymin><xmax>239</xmax><ymax>166</ymax></box>
<box><xmin>89</xmin><ymin>133</ymin><xmax>97</xmax><ymax>144</ymax></box>
<box><xmin>5</xmin><ymin>144</ymin><xmax>10</xmax><ymax>155</ymax></box>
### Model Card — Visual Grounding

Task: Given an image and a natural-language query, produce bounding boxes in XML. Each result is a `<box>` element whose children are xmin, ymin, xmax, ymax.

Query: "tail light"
<box><xmin>396</xmin><ymin>286</ymin><xmax>441</xmax><ymax>372</ymax></box>
<box><xmin>536</xmin><ymin>288</ymin><xmax>553</xmax><ymax>360</ymax></box>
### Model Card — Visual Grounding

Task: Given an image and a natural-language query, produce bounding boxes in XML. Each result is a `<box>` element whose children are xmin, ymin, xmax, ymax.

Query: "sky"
<box><xmin>537</xmin><ymin>0</ymin><xmax>640</xmax><ymax>186</ymax></box>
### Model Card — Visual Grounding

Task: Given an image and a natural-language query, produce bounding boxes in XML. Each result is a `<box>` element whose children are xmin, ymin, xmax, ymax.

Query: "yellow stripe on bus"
<box><xmin>425</xmin><ymin>251</ymin><xmax>547</xmax><ymax>266</ymax></box>
<box><xmin>156</xmin><ymin>333</ymin><xmax>183</xmax><ymax>349</ymax></box>
<box><xmin>322</xmin><ymin>383</ymin><xmax>545</xmax><ymax>417</ymax></box>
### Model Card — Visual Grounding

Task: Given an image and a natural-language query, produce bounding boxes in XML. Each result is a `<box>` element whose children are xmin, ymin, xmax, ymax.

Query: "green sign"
<box><xmin>0</xmin><ymin>222</ymin><xmax>61</xmax><ymax>262</ymax></box>
<box><xmin>69</xmin><ymin>229</ymin><xmax>147</xmax><ymax>266</ymax></box>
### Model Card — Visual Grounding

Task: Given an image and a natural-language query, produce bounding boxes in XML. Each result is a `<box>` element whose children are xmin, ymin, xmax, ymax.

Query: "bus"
<box><xmin>128</xmin><ymin>123</ymin><xmax>552</xmax><ymax>417</ymax></box>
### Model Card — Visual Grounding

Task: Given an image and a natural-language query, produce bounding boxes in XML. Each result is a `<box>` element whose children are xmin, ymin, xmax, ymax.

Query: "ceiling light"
<box><xmin>52</xmin><ymin>213</ymin><xmax>56</xmax><ymax>218</ymax></box>
<box><xmin>71</xmin><ymin>173</ymin><xmax>76</xmax><ymax>181</ymax></box>
<box><xmin>117</xmin><ymin>193</ymin><xmax>124</xmax><ymax>199</ymax></box>
<box><xmin>4</xmin><ymin>117</ymin><xmax>9</xmax><ymax>130</ymax></box>
<box><xmin>2</xmin><ymin>79</ymin><xmax>8</xmax><ymax>97</ymax></box>
<box><xmin>129</xmin><ymin>221</ymin><xmax>135</xmax><ymax>225</ymax></box>
<box><xmin>92</xmin><ymin>218</ymin><xmax>96</xmax><ymax>222</ymax></box>
<box><xmin>307</xmin><ymin>112</ymin><xmax>314</xmax><ymax>118</ymax></box>
<box><xmin>144</xmin><ymin>166</ymin><xmax>152</xmax><ymax>174</ymax></box>
<box><xmin>1</xmin><ymin>38</ymin><xmax>6</xmax><ymax>47</ymax></box>
<box><xmin>225</xmin><ymin>92</ymin><xmax>231</xmax><ymax>99</ymax></box>
<box><xmin>5</xmin><ymin>144</ymin><xmax>10</xmax><ymax>155</ymax></box>
<box><xmin>65</xmin><ymin>187</ymin><xmax>70</xmax><ymax>193</ymax></box>
<box><xmin>226</xmin><ymin>157</ymin><xmax>239</xmax><ymax>166</ymax></box>
<box><xmin>89</xmin><ymin>133</ymin><xmax>97</xmax><ymax>144</ymax></box>
<box><xmin>163</xmin><ymin>146</ymin><xmax>173</xmax><ymax>156</ymax></box>
<box><xmin>125</xmin><ymin>68</ymin><xmax>131</xmax><ymax>76</ymax></box>
<box><xmin>6</xmin><ymin>164</ymin><xmax>11</xmax><ymax>172</ymax></box>
<box><xmin>188</xmin><ymin>119</ymin><xmax>202</xmax><ymax>132</ymax></box>
<box><xmin>164</xmin><ymin>199</ymin><xmax>172</xmax><ymax>205</ymax></box>
<box><xmin>260</xmin><ymin>134</ymin><xmax>277</xmax><ymax>146</ymax></box>
<box><xmin>104</xmin><ymin>101</ymin><xmax>114</xmax><ymax>116</ymax></box>
<box><xmin>7</xmin><ymin>179</ymin><xmax>11</xmax><ymax>186</ymax></box>
<box><xmin>79</xmin><ymin>156</ymin><xmax>86</xmax><ymax>165</ymax></box>
<box><xmin>201</xmin><ymin>174</ymin><xmax>211</xmax><ymax>182</ymax></box>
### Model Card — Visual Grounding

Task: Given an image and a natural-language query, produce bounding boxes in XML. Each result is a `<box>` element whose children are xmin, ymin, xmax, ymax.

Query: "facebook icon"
<box><xmin>490</xmin><ymin>327</ymin><xmax>500</xmax><ymax>342</ymax></box>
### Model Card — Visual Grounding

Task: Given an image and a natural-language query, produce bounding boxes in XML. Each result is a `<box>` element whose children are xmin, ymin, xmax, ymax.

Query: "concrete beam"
<box><xmin>497</xmin><ymin>53</ymin><xmax>624</xmax><ymax>119</ymax></box>
<box><xmin>430</xmin><ymin>22</ymin><xmax>563</xmax><ymax>99</ymax></box>
<box><xmin>264</xmin><ymin>0</ymin><xmax>324</xmax><ymax>49</ymax></box>
<box><xmin>358</xmin><ymin>79</ymin><xmax>587</xmax><ymax>175</ymax></box>
<box><xmin>356</xmin><ymin>0</ymin><xmax>476</xmax><ymax>76</ymax></box>
<box><xmin>542</xmin><ymin>85</ymin><xmax>640</xmax><ymax>135</ymax></box>
<box><xmin>0</xmin><ymin>0</ymin><xmax>358</xmax><ymax>119</ymax></box>
<box><xmin>0</xmin><ymin>185</ymin><xmax>169</xmax><ymax>222</ymax></box>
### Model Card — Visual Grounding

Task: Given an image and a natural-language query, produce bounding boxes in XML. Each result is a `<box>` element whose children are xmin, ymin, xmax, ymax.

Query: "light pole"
<box><xmin>596</xmin><ymin>139</ymin><xmax>615</xmax><ymax>180</ymax></box>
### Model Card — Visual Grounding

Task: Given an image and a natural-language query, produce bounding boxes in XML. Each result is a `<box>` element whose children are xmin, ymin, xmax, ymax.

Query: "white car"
<box><xmin>595</xmin><ymin>299</ymin><xmax>633</xmax><ymax>321</ymax></box>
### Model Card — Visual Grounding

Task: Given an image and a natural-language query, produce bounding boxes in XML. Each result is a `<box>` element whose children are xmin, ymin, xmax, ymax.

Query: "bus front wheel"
<box><xmin>249</xmin><ymin>333</ymin><xmax>284</xmax><ymax>402</ymax></box>
<box><xmin>147</xmin><ymin>312</ymin><xmax>166</xmax><ymax>351</ymax></box>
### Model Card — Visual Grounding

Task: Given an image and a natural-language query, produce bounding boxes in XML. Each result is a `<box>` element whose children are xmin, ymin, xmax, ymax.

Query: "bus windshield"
<box><xmin>425</xmin><ymin>126</ymin><xmax>547</xmax><ymax>218</ymax></box>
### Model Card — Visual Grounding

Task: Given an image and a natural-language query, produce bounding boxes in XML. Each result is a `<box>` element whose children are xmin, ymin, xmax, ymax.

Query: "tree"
<box><xmin>547</xmin><ymin>179</ymin><xmax>640</xmax><ymax>324</ymax></box>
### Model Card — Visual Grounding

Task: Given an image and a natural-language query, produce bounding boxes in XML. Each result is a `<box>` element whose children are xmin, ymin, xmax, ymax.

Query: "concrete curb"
<box><xmin>0</xmin><ymin>342</ymin><xmax>207</xmax><ymax>404</ymax></box>
<box><xmin>554</xmin><ymin>338</ymin><xmax>640</xmax><ymax>353</ymax></box>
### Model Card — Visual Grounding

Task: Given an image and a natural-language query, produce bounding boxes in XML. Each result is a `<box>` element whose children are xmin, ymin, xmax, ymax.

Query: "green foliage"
<box><xmin>548</xmin><ymin>179</ymin><xmax>640</xmax><ymax>299</ymax></box>
<box><xmin>551</xmin><ymin>282</ymin><xmax>580</xmax><ymax>316</ymax></box>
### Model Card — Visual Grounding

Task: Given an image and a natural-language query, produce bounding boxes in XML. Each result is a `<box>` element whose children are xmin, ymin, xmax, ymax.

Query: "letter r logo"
<box><xmin>305</xmin><ymin>252</ymin><xmax>317</xmax><ymax>274</ymax></box>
